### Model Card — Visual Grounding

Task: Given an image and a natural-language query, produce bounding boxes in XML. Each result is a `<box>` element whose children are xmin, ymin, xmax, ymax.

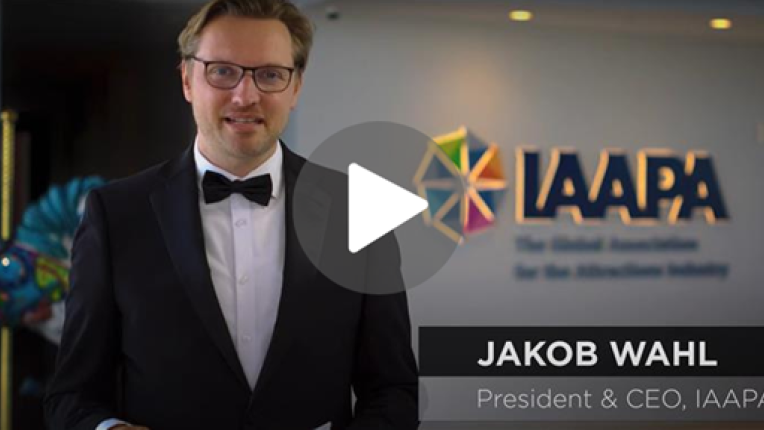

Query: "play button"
<box><xmin>292</xmin><ymin>121</ymin><xmax>464</xmax><ymax>294</ymax></box>
<box><xmin>348</xmin><ymin>163</ymin><xmax>428</xmax><ymax>253</ymax></box>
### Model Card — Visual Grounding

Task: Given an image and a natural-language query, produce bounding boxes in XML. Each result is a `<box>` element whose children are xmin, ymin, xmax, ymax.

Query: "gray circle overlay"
<box><xmin>292</xmin><ymin>121</ymin><xmax>463</xmax><ymax>294</ymax></box>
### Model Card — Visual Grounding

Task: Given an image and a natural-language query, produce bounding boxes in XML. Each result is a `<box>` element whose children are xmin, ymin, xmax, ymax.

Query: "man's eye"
<box><xmin>258</xmin><ymin>68</ymin><xmax>286</xmax><ymax>81</ymax></box>
<box><xmin>209</xmin><ymin>65</ymin><xmax>236</xmax><ymax>76</ymax></box>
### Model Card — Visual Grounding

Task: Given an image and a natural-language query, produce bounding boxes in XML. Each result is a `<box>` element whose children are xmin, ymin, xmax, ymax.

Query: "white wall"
<box><xmin>291</xmin><ymin>1</ymin><xmax>764</xmax><ymax>329</ymax></box>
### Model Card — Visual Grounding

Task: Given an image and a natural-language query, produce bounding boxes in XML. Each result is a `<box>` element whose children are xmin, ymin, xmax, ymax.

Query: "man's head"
<box><xmin>178</xmin><ymin>0</ymin><xmax>313</xmax><ymax>175</ymax></box>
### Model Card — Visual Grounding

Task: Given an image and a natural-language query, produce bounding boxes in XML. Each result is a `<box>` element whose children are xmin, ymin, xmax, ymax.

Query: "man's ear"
<box><xmin>290</xmin><ymin>72</ymin><xmax>303</xmax><ymax>110</ymax></box>
<box><xmin>181</xmin><ymin>60</ymin><xmax>193</xmax><ymax>103</ymax></box>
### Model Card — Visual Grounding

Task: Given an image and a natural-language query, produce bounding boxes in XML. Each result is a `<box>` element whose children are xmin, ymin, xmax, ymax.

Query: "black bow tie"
<box><xmin>202</xmin><ymin>171</ymin><xmax>273</xmax><ymax>206</ymax></box>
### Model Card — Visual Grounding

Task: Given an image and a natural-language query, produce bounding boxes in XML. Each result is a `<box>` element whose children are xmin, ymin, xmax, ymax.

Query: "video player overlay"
<box><xmin>292</xmin><ymin>121</ymin><xmax>464</xmax><ymax>294</ymax></box>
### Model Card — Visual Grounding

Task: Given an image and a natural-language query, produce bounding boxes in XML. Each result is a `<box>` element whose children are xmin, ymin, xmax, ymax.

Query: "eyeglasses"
<box><xmin>187</xmin><ymin>56</ymin><xmax>295</xmax><ymax>93</ymax></box>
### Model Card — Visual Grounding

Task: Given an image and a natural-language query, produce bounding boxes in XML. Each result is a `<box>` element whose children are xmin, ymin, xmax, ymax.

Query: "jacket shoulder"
<box><xmin>96</xmin><ymin>151</ymin><xmax>189</xmax><ymax>202</ymax></box>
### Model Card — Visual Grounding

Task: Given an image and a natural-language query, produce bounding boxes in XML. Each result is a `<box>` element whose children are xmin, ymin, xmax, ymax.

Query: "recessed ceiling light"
<box><xmin>709</xmin><ymin>18</ymin><xmax>732</xmax><ymax>30</ymax></box>
<box><xmin>509</xmin><ymin>10</ymin><xmax>533</xmax><ymax>22</ymax></box>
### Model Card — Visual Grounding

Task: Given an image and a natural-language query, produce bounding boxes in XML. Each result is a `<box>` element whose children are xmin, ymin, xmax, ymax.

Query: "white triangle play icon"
<box><xmin>348</xmin><ymin>163</ymin><xmax>428</xmax><ymax>254</ymax></box>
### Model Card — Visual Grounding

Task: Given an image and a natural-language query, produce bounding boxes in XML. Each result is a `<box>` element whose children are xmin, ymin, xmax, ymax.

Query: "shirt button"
<box><xmin>235</xmin><ymin>219</ymin><xmax>246</xmax><ymax>227</ymax></box>
<box><xmin>238</xmin><ymin>275</ymin><xmax>249</xmax><ymax>285</ymax></box>
<box><xmin>242</xmin><ymin>335</ymin><xmax>252</xmax><ymax>343</ymax></box>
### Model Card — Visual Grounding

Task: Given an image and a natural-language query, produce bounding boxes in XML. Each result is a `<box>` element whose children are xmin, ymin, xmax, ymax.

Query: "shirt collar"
<box><xmin>193</xmin><ymin>137</ymin><xmax>283</xmax><ymax>199</ymax></box>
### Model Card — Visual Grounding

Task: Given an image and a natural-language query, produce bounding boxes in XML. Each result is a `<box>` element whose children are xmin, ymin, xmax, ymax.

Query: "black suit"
<box><xmin>44</xmin><ymin>143</ymin><xmax>419</xmax><ymax>430</ymax></box>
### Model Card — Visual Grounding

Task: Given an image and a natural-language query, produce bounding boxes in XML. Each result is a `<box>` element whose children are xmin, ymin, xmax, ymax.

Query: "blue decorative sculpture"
<box><xmin>0</xmin><ymin>177</ymin><xmax>104</xmax><ymax>327</ymax></box>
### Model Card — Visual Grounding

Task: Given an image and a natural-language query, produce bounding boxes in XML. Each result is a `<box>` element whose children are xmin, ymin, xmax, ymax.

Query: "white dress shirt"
<box><xmin>96</xmin><ymin>141</ymin><xmax>286</xmax><ymax>430</ymax></box>
<box><xmin>194</xmin><ymin>140</ymin><xmax>286</xmax><ymax>390</ymax></box>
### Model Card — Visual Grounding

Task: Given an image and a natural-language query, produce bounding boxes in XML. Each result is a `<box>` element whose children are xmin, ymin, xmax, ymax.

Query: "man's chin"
<box><xmin>228</xmin><ymin>139</ymin><xmax>278</xmax><ymax>160</ymax></box>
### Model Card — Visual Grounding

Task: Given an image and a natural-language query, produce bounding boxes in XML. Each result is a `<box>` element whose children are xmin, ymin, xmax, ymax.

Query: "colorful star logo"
<box><xmin>413</xmin><ymin>127</ymin><xmax>507</xmax><ymax>243</ymax></box>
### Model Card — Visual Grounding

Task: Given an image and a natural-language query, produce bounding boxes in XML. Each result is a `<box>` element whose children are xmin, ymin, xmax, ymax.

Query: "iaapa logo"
<box><xmin>413</xmin><ymin>127</ymin><xmax>507</xmax><ymax>243</ymax></box>
<box><xmin>516</xmin><ymin>148</ymin><xmax>729</xmax><ymax>225</ymax></box>
<box><xmin>413</xmin><ymin>127</ymin><xmax>729</xmax><ymax>243</ymax></box>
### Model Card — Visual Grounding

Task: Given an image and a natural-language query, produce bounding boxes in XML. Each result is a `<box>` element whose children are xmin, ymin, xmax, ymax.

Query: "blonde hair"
<box><xmin>178</xmin><ymin>0</ymin><xmax>314</xmax><ymax>74</ymax></box>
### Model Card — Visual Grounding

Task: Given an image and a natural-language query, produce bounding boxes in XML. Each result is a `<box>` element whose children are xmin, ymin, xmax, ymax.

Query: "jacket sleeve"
<box><xmin>44</xmin><ymin>189</ymin><xmax>123</xmax><ymax>430</ymax></box>
<box><xmin>348</xmin><ymin>232</ymin><xmax>419</xmax><ymax>429</ymax></box>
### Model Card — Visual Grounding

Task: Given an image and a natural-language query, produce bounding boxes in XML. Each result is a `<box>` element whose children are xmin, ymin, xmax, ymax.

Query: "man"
<box><xmin>43</xmin><ymin>0</ymin><xmax>419</xmax><ymax>429</ymax></box>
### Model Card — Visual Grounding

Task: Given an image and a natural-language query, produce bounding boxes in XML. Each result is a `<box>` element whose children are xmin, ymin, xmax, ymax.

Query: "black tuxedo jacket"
<box><xmin>44</xmin><ymin>144</ymin><xmax>418</xmax><ymax>430</ymax></box>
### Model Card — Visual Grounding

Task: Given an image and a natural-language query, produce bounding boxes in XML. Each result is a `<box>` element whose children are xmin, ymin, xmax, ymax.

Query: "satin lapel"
<box><xmin>251</xmin><ymin>143</ymin><xmax>331</xmax><ymax>406</ymax></box>
<box><xmin>149</xmin><ymin>148</ymin><xmax>249</xmax><ymax>391</ymax></box>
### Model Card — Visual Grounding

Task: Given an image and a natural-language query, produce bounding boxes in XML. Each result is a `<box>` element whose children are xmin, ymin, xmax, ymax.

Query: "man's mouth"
<box><xmin>223</xmin><ymin>116</ymin><xmax>265</xmax><ymax>125</ymax></box>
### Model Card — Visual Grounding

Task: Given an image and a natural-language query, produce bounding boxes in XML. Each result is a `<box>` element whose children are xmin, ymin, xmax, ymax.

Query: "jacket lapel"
<box><xmin>250</xmin><ymin>143</ymin><xmax>331</xmax><ymax>406</ymax></box>
<box><xmin>149</xmin><ymin>147</ymin><xmax>250</xmax><ymax>391</ymax></box>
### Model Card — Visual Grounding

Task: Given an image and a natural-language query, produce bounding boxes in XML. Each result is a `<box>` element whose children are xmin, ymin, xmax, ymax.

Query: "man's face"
<box><xmin>182</xmin><ymin>16</ymin><xmax>302</xmax><ymax>168</ymax></box>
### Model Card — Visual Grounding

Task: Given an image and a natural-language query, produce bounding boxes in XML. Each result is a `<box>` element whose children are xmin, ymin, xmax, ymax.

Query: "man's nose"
<box><xmin>231</xmin><ymin>71</ymin><xmax>262</xmax><ymax>106</ymax></box>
